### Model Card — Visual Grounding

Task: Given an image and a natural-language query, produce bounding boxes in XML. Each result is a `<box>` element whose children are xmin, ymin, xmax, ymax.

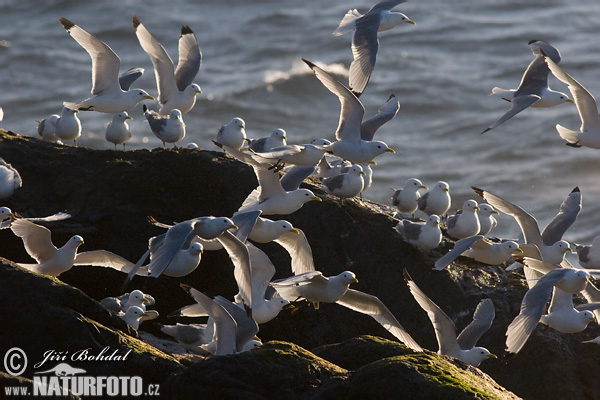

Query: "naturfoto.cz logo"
<box><xmin>3</xmin><ymin>347</ymin><xmax>160</xmax><ymax>397</ymax></box>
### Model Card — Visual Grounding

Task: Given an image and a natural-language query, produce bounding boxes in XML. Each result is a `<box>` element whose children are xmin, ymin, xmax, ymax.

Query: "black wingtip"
<box><xmin>402</xmin><ymin>268</ymin><xmax>413</xmax><ymax>284</ymax></box>
<box><xmin>352</xmin><ymin>90</ymin><xmax>363</xmax><ymax>98</ymax></box>
<box><xmin>572</xmin><ymin>187</ymin><xmax>580</xmax><ymax>193</ymax></box>
<box><xmin>132</xmin><ymin>15</ymin><xmax>141</xmax><ymax>29</ymax></box>
<box><xmin>527</xmin><ymin>39</ymin><xmax>539</xmax><ymax>45</ymax></box>
<box><xmin>481</xmin><ymin>127</ymin><xmax>492</xmax><ymax>134</ymax></box>
<box><xmin>211</xmin><ymin>140</ymin><xmax>224</xmax><ymax>149</ymax></box>
<box><xmin>181</xmin><ymin>25</ymin><xmax>194</xmax><ymax>36</ymax></box>
<box><xmin>60</xmin><ymin>17</ymin><xmax>75</xmax><ymax>31</ymax></box>
<box><xmin>142</xmin><ymin>104</ymin><xmax>148</xmax><ymax>113</ymax></box>
<box><xmin>179</xmin><ymin>283</ymin><xmax>192</xmax><ymax>294</ymax></box>
<box><xmin>471</xmin><ymin>186</ymin><xmax>485</xmax><ymax>198</ymax></box>
<box><xmin>302</xmin><ymin>58</ymin><xmax>316</xmax><ymax>69</ymax></box>
<box><xmin>387</xmin><ymin>93</ymin><xmax>396</xmax><ymax>101</ymax></box>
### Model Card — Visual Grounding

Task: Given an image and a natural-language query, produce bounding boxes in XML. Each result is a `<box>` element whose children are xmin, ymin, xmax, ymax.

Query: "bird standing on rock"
<box><xmin>143</xmin><ymin>105</ymin><xmax>186</xmax><ymax>147</ymax></box>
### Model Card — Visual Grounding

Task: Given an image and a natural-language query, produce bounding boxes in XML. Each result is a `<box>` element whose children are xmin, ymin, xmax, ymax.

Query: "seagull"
<box><xmin>37</xmin><ymin>114</ymin><xmax>60</xmax><ymax>142</ymax></box>
<box><xmin>434</xmin><ymin>235</ymin><xmax>522</xmax><ymax>271</ymax></box>
<box><xmin>482</xmin><ymin>40</ymin><xmax>573</xmax><ymax>134</ymax></box>
<box><xmin>0</xmin><ymin>158</ymin><xmax>22</xmax><ymax>200</ymax></box>
<box><xmin>55</xmin><ymin>107</ymin><xmax>81</xmax><ymax>146</ymax></box>
<box><xmin>247</xmin><ymin>129</ymin><xmax>287</xmax><ymax>153</ymax></box>
<box><xmin>224</xmin><ymin>145</ymin><xmax>322</xmax><ymax>216</ymax></box>
<box><xmin>302</xmin><ymin>59</ymin><xmax>395</xmax><ymax>163</ymax></box>
<box><xmin>395</xmin><ymin>215</ymin><xmax>442</xmax><ymax>251</ymax></box>
<box><xmin>477</xmin><ymin>204</ymin><xmax>499</xmax><ymax>236</ymax></box>
<box><xmin>178</xmin><ymin>285</ymin><xmax>258</xmax><ymax>355</ymax></box>
<box><xmin>472</xmin><ymin>187</ymin><xmax>577</xmax><ymax>265</ymax></box>
<box><xmin>0</xmin><ymin>208</ymin><xmax>71</xmax><ymax>230</ymax></box>
<box><xmin>505</xmin><ymin>265</ymin><xmax>592</xmax><ymax>354</ymax></box>
<box><xmin>321</xmin><ymin>164</ymin><xmax>365</xmax><ymax>200</ymax></box>
<box><xmin>215</xmin><ymin>118</ymin><xmax>246</xmax><ymax>150</ymax></box>
<box><xmin>158</xmin><ymin>323</ymin><xmax>211</xmax><ymax>354</ymax></box>
<box><xmin>105</xmin><ymin>112</ymin><xmax>133</xmax><ymax>150</ymax></box>
<box><xmin>132</xmin><ymin>16</ymin><xmax>202</xmax><ymax>115</ymax></box>
<box><xmin>120</xmin><ymin>306</ymin><xmax>150</xmax><ymax>330</ymax></box>
<box><xmin>391</xmin><ymin>178</ymin><xmax>428</xmax><ymax>215</ymax></box>
<box><xmin>543</xmin><ymin>49</ymin><xmax>600</xmax><ymax>148</ymax></box>
<box><xmin>539</xmin><ymin>287</ymin><xmax>598</xmax><ymax>333</ymax></box>
<box><xmin>101</xmin><ymin>290</ymin><xmax>154</xmax><ymax>313</ymax></box>
<box><xmin>577</xmin><ymin>236</ymin><xmax>600</xmax><ymax>269</ymax></box>
<box><xmin>146</xmin><ymin>241</ymin><xmax>203</xmax><ymax>278</ymax></box>
<box><xmin>271</xmin><ymin>270</ymin><xmax>423</xmax><ymax>351</ymax></box>
<box><xmin>10</xmin><ymin>217</ymin><xmax>145</xmax><ymax>277</ymax></box>
<box><xmin>250</xmin><ymin>139</ymin><xmax>332</xmax><ymax>171</ymax></box>
<box><xmin>446</xmin><ymin>200</ymin><xmax>480</xmax><ymax>239</ymax></box>
<box><xmin>404</xmin><ymin>269</ymin><xmax>497</xmax><ymax>367</ymax></box>
<box><xmin>143</xmin><ymin>105</ymin><xmax>185</xmax><ymax>147</ymax></box>
<box><xmin>59</xmin><ymin>18</ymin><xmax>154</xmax><ymax>113</ymax></box>
<box><xmin>333</xmin><ymin>0</ymin><xmax>415</xmax><ymax>97</ymax></box>
<box><xmin>417</xmin><ymin>181</ymin><xmax>451</xmax><ymax>217</ymax></box>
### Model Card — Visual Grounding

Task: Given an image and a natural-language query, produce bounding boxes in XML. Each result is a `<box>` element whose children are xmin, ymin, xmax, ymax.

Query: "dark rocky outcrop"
<box><xmin>0</xmin><ymin>130</ymin><xmax>598</xmax><ymax>399</ymax></box>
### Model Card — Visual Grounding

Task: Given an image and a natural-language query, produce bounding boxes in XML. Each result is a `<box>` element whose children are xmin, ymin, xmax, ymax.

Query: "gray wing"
<box><xmin>434</xmin><ymin>235</ymin><xmax>484</xmax><ymax>271</ymax></box>
<box><xmin>74</xmin><ymin>250</ymin><xmax>147</xmax><ymax>275</ymax></box>
<box><xmin>145</xmin><ymin>220</ymin><xmax>194</xmax><ymax>279</ymax></box>
<box><xmin>456</xmin><ymin>298</ymin><xmax>495</xmax><ymax>349</ymax></box>
<box><xmin>513</xmin><ymin>56</ymin><xmax>550</xmax><ymax>97</ymax></box>
<box><xmin>231</xmin><ymin>210</ymin><xmax>261</xmax><ymax>243</ymax></box>
<box><xmin>280</xmin><ymin>165</ymin><xmax>317</xmax><ymax>191</ymax></box>
<box><xmin>271</xmin><ymin>271</ymin><xmax>324</xmax><ymax>286</ymax></box>
<box><xmin>349</xmin><ymin>12</ymin><xmax>380</xmax><ymax>97</ymax></box>
<box><xmin>274</xmin><ymin>228</ymin><xmax>315</xmax><ymax>275</ymax></box>
<box><xmin>323</xmin><ymin>174</ymin><xmax>346</xmax><ymax>192</ymax></box>
<box><xmin>213</xmin><ymin>296</ymin><xmax>258</xmax><ymax>353</ymax></box>
<box><xmin>119</xmin><ymin>67</ymin><xmax>144</xmax><ymax>91</ymax></box>
<box><xmin>472</xmin><ymin>187</ymin><xmax>543</xmax><ymax>250</ymax></box>
<box><xmin>446</xmin><ymin>214</ymin><xmax>458</xmax><ymax>231</ymax></box>
<box><xmin>505</xmin><ymin>268</ymin><xmax>571</xmax><ymax>354</ymax></box>
<box><xmin>303</xmin><ymin>59</ymin><xmax>364</xmax><ymax>142</ymax></box>
<box><xmin>360</xmin><ymin>94</ymin><xmax>400</xmax><ymax>140</ymax></box>
<box><xmin>145</xmin><ymin>108</ymin><xmax>168</xmax><ymax>134</ymax></box>
<box><xmin>529</xmin><ymin>40</ymin><xmax>560</xmax><ymax>64</ymax></box>
<box><xmin>174</xmin><ymin>26</ymin><xmax>202</xmax><ymax>91</ymax></box>
<box><xmin>397</xmin><ymin>220</ymin><xmax>422</xmax><ymax>242</ymax></box>
<box><xmin>417</xmin><ymin>192</ymin><xmax>430</xmax><ymax>211</ymax></box>
<box><xmin>217</xmin><ymin>230</ymin><xmax>253</xmax><ymax>311</ymax></box>
<box><xmin>367</xmin><ymin>0</ymin><xmax>408</xmax><ymax>14</ymax></box>
<box><xmin>403</xmin><ymin>270</ymin><xmax>460</xmax><ymax>356</ymax></box>
<box><xmin>248</xmin><ymin>138</ymin><xmax>268</xmax><ymax>152</ymax></box>
<box><xmin>336</xmin><ymin>288</ymin><xmax>422</xmax><ymax>351</ymax></box>
<box><xmin>541</xmin><ymin>187</ymin><xmax>580</xmax><ymax>246</ymax></box>
<box><xmin>481</xmin><ymin>94</ymin><xmax>540</xmax><ymax>134</ymax></box>
<box><xmin>578</xmin><ymin>246</ymin><xmax>591</xmax><ymax>264</ymax></box>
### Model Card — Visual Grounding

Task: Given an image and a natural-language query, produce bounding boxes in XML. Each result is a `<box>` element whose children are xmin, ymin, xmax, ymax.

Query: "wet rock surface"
<box><xmin>0</xmin><ymin>130</ymin><xmax>598</xmax><ymax>399</ymax></box>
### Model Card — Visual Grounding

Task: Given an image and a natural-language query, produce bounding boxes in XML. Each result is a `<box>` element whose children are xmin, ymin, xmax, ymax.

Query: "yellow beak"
<box><xmin>384</xmin><ymin>148</ymin><xmax>396</xmax><ymax>153</ymax></box>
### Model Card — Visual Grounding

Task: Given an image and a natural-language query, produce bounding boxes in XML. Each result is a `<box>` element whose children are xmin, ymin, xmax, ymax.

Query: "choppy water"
<box><xmin>1</xmin><ymin>0</ymin><xmax>600</xmax><ymax>244</ymax></box>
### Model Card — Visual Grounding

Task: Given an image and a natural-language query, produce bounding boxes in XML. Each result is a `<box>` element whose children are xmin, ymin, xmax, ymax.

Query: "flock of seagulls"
<box><xmin>1</xmin><ymin>0</ymin><xmax>600</xmax><ymax>369</ymax></box>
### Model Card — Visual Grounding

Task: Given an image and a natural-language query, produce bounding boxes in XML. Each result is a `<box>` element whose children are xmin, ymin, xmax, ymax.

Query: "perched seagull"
<box><xmin>505</xmin><ymin>265</ymin><xmax>592</xmax><ymax>354</ymax></box>
<box><xmin>59</xmin><ymin>18</ymin><xmax>154</xmax><ymax>113</ymax></box>
<box><xmin>446</xmin><ymin>200</ymin><xmax>481</xmax><ymax>239</ymax></box>
<box><xmin>482</xmin><ymin>40</ymin><xmax>573</xmax><ymax>134</ymax></box>
<box><xmin>391</xmin><ymin>178</ymin><xmax>428</xmax><ymax>215</ymax></box>
<box><xmin>434</xmin><ymin>235</ymin><xmax>522</xmax><ymax>271</ymax></box>
<box><xmin>472</xmin><ymin>187</ymin><xmax>577</xmax><ymax>265</ymax></box>
<box><xmin>404</xmin><ymin>270</ymin><xmax>497</xmax><ymax>367</ymax></box>
<box><xmin>224</xmin><ymin>145</ymin><xmax>322</xmax><ymax>216</ymax></box>
<box><xmin>478</xmin><ymin>204</ymin><xmax>499</xmax><ymax>236</ymax></box>
<box><xmin>105</xmin><ymin>112</ymin><xmax>133</xmax><ymax>150</ymax></box>
<box><xmin>215</xmin><ymin>118</ymin><xmax>246</xmax><ymax>150</ymax></box>
<box><xmin>247</xmin><ymin>129</ymin><xmax>287</xmax><ymax>153</ymax></box>
<box><xmin>539</xmin><ymin>287</ymin><xmax>598</xmax><ymax>333</ymax></box>
<box><xmin>101</xmin><ymin>290</ymin><xmax>154</xmax><ymax>313</ymax></box>
<box><xmin>120</xmin><ymin>306</ymin><xmax>150</xmax><ymax>330</ymax></box>
<box><xmin>360</xmin><ymin>94</ymin><xmax>401</xmax><ymax>141</ymax></box>
<box><xmin>418</xmin><ymin>181</ymin><xmax>451</xmax><ymax>217</ymax></box>
<box><xmin>0</xmin><ymin>158</ymin><xmax>22</xmax><ymax>200</ymax></box>
<box><xmin>395</xmin><ymin>215</ymin><xmax>442</xmax><ymax>251</ymax></box>
<box><xmin>271</xmin><ymin>270</ymin><xmax>423</xmax><ymax>351</ymax></box>
<box><xmin>37</xmin><ymin>114</ymin><xmax>60</xmax><ymax>142</ymax></box>
<box><xmin>321</xmin><ymin>164</ymin><xmax>365</xmax><ymax>200</ymax></box>
<box><xmin>0</xmin><ymin>207</ymin><xmax>71</xmax><ymax>230</ymax></box>
<box><xmin>10</xmin><ymin>218</ymin><xmax>144</xmax><ymax>277</ymax></box>
<box><xmin>302</xmin><ymin>59</ymin><xmax>395</xmax><ymax>163</ymax></box>
<box><xmin>55</xmin><ymin>107</ymin><xmax>81</xmax><ymax>146</ymax></box>
<box><xmin>333</xmin><ymin>0</ymin><xmax>415</xmax><ymax>97</ymax></box>
<box><xmin>143</xmin><ymin>105</ymin><xmax>185</xmax><ymax>147</ymax></box>
<box><xmin>577</xmin><ymin>236</ymin><xmax>600</xmax><ymax>269</ymax></box>
<box><xmin>132</xmin><ymin>16</ymin><xmax>202</xmax><ymax>115</ymax></box>
<box><xmin>543</xmin><ymin>49</ymin><xmax>600</xmax><ymax>148</ymax></box>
